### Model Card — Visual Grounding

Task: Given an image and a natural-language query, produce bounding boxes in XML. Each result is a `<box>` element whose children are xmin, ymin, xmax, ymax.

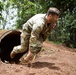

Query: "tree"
<box><xmin>10</xmin><ymin>0</ymin><xmax>38</xmax><ymax>29</ymax></box>
<box><xmin>0</xmin><ymin>1</ymin><xmax>4</xmax><ymax>29</ymax></box>
<box><xmin>0</xmin><ymin>0</ymin><xmax>17</xmax><ymax>29</ymax></box>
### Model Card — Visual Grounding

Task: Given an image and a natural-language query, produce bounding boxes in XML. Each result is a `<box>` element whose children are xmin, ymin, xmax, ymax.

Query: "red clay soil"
<box><xmin>0</xmin><ymin>41</ymin><xmax>76</xmax><ymax>75</ymax></box>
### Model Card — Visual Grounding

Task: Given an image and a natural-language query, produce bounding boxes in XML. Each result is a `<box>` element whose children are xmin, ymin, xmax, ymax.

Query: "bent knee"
<box><xmin>13</xmin><ymin>46</ymin><xmax>28</xmax><ymax>53</ymax></box>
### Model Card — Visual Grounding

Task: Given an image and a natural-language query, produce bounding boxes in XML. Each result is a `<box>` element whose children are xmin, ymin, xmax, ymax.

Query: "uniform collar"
<box><xmin>44</xmin><ymin>14</ymin><xmax>51</xmax><ymax>27</ymax></box>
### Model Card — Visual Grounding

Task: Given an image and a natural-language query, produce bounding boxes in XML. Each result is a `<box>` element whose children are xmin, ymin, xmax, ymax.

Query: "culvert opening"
<box><xmin>0</xmin><ymin>30</ymin><xmax>25</xmax><ymax>63</ymax></box>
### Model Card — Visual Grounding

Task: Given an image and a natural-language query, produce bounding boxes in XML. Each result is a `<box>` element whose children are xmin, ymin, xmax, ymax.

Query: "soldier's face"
<box><xmin>47</xmin><ymin>14</ymin><xmax>59</xmax><ymax>24</ymax></box>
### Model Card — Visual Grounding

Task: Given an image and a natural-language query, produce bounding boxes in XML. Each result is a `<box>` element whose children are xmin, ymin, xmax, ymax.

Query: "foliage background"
<box><xmin>0</xmin><ymin>0</ymin><xmax>76</xmax><ymax>48</ymax></box>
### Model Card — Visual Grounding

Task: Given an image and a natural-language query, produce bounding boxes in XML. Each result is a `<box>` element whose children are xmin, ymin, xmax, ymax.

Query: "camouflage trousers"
<box><xmin>12</xmin><ymin>27</ymin><xmax>43</xmax><ymax>57</ymax></box>
<box><xmin>12</xmin><ymin>31</ymin><xmax>30</xmax><ymax>54</ymax></box>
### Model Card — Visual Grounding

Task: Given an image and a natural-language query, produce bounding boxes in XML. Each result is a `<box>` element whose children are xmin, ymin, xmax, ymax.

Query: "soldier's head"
<box><xmin>46</xmin><ymin>7</ymin><xmax>60</xmax><ymax>24</ymax></box>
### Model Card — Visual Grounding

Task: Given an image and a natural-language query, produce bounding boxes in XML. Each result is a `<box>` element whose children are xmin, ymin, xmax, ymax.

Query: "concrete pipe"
<box><xmin>0</xmin><ymin>30</ymin><xmax>25</xmax><ymax>63</ymax></box>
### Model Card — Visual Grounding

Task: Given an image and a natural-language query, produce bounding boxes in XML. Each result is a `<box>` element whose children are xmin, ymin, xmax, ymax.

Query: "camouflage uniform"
<box><xmin>12</xmin><ymin>14</ymin><xmax>54</xmax><ymax>56</ymax></box>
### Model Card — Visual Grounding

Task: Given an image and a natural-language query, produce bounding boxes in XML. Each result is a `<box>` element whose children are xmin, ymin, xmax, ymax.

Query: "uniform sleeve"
<box><xmin>43</xmin><ymin>23</ymin><xmax>56</xmax><ymax>41</ymax></box>
<box><xmin>29</xmin><ymin>22</ymin><xmax>44</xmax><ymax>53</ymax></box>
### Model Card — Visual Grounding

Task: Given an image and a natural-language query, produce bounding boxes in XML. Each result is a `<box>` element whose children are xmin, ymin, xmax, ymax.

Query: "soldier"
<box><xmin>10</xmin><ymin>7</ymin><xmax>60</xmax><ymax>64</ymax></box>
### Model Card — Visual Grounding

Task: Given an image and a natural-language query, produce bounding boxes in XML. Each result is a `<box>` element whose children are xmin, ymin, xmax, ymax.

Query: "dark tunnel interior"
<box><xmin>0</xmin><ymin>31</ymin><xmax>26</xmax><ymax>63</ymax></box>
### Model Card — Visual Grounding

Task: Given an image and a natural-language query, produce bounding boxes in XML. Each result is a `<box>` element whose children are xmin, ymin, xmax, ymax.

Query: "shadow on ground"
<box><xmin>32</xmin><ymin>62</ymin><xmax>60</xmax><ymax>70</ymax></box>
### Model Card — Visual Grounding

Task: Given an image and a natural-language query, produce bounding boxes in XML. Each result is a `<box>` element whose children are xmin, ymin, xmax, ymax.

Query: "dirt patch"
<box><xmin>0</xmin><ymin>41</ymin><xmax>76</xmax><ymax>75</ymax></box>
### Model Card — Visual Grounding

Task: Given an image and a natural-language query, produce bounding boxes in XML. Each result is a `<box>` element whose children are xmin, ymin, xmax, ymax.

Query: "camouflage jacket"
<box><xmin>22</xmin><ymin>14</ymin><xmax>55</xmax><ymax>53</ymax></box>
